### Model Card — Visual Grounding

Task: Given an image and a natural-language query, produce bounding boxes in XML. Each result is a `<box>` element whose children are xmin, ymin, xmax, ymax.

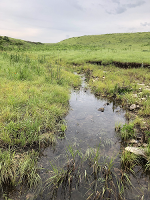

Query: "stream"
<box><xmin>35</xmin><ymin>75</ymin><xmax>150</xmax><ymax>200</ymax></box>
<box><xmin>3</xmin><ymin>75</ymin><xmax>150</xmax><ymax>200</ymax></box>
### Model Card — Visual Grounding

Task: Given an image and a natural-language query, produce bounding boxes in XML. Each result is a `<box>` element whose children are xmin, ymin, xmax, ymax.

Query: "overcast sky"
<box><xmin>0</xmin><ymin>0</ymin><xmax>150</xmax><ymax>43</ymax></box>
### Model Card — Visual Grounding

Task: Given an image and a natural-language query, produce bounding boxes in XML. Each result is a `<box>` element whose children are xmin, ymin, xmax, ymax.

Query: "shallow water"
<box><xmin>35</xmin><ymin>76</ymin><xmax>130</xmax><ymax>199</ymax></box>
<box><xmin>39</xmin><ymin>76</ymin><xmax>125</xmax><ymax>165</ymax></box>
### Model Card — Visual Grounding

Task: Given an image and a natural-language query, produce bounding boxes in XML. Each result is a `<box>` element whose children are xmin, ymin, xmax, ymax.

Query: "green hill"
<box><xmin>59</xmin><ymin>32</ymin><xmax>150</xmax><ymax>48</ymax></box>
<box><xmin>57</xmin><ymin>32</ymin><xmax>150</xmax><ymax>65</ymax></box>
<box><xmin>0</xmin><ymin>35</ymin><xmax>43</xmax><ymax>51</ymax></box>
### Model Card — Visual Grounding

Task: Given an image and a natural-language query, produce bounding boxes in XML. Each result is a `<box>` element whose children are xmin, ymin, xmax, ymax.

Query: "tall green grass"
<box><xmin>0</xmin><ymin>48</ymin><xmax>81</xmax><ymax>191</ymax></box>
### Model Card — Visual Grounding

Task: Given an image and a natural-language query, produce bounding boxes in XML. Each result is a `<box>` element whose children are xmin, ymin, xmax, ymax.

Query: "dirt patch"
<box><xmin>87</xmin><ymin>60</ymin><xmax>150</xmax><ymax>68</ymax></box>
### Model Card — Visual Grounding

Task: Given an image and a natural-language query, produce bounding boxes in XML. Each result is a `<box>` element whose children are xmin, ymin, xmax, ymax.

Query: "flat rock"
<box><xmin>137</xmin><ymin>83</ymin><xmax>145</xmax><ymax>86</ymax></box>
<box><xmin>125</xmin><ymin>147</ymin><xmax>147</xmax><ymax>159</ymax></box>
<box><xmin>130</xmin><ymin>104</ymin><xmax>136</xmax><ymax>110</ymax></box>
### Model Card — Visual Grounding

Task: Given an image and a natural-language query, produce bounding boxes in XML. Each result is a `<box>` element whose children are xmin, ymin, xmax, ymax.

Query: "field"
<box><xmin>0</xmin><ymin>32</ymin><xmax>150</xmax><ymax>199</ymax></box>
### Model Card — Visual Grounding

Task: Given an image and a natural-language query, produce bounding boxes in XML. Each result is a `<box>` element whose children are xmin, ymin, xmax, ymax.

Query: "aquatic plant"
<box><xmin>44</xmin><ymin>145</ymin><xmax>132</xmax><ymax>200</ymax></box>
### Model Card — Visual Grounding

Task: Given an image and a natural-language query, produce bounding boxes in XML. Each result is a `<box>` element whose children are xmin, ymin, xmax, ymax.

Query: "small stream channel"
<box><xmin>4</xmin><ymin>75</ymin><xmax>150</xmax><ymax>200</ymax></box>
<box><xmin>34</xmin><ymin>75</ymin><xmax>150</xmax><ymax>200</ymax></box>
<box><xmin>38</xmin><ymin>75</ymin><xmax>126</xmax><ymax>169</ymax></box>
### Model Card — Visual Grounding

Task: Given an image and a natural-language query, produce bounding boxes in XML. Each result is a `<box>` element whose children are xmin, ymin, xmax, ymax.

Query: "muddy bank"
<box><xmin>87</xmin><ymin>60</ymin><xmax>150</xmax><ymax>68</ymax></box>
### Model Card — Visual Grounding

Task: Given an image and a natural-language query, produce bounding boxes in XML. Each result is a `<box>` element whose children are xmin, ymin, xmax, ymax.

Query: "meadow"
<box><xmin>0</xmin><ymin>32</ymin><xmax>150</xmax><ymax>199</ymax></box>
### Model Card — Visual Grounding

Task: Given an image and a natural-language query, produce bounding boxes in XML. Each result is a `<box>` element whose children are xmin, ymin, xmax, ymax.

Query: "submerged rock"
<box><xmin>125</xmin><ymin>147</ymin><xmax>147</xmax><ymax>159</ymax></box>
<box><xmin>98</xmin><ymin>107</ymin><xmax>104</xmax><ymax>112</ymax></box>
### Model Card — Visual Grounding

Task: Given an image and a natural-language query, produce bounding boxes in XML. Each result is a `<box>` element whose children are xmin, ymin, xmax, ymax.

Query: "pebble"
<box><xmin>98</xmin><ymin>107</ymin><xmax>104</xmax><ymax>112</ymax></box>
<box><xmin>130</xmin><ymin>104</ymin><xmax>136</xmax><ymax>110</ymax></box>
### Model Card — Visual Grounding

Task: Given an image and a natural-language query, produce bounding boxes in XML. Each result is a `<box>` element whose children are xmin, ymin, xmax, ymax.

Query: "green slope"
<box><xmin>59</xmin><ymin>32</ymin><xmax>150</xmax><ymax>47</ymax></box>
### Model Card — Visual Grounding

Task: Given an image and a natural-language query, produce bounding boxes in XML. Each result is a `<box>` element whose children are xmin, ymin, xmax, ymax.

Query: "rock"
<box><xmin>141</xmin><ymin>98</ymin><xmax>146</xmax><ymax>101</ymax></box>
<box><xmin>138</xmin><ymin>83</ymin><xmax>145</xmax><ymax>86</ymax></box>
<box><xmin>127</xmin><ymin>139</ymin><xmax>138</xmax><ymax>144</ymax></box>
<box><xmin>14</xmin><ymin>155</ymin><xmax>20</xmax><ymax>159</ymax></box>
<box><xmin>133</xmin><ymin>94</ymin><xmax>138</xmax><ymax>98</ymax></box>
<box><xmin>130</xmin><ymin>104</ymin><xmax>136</xmax><ymax>110</ymax></box>
<box><xmin>98</xmin><ymin>107</ymin><xmax>104</xmax><ymax>112</ymax></box>
<box><xmin>143</xmin><ymin>143</ymin><xmax>148</xmax><ymax>147</ymax></box>
<box><xmin>125</xmin><ymin>147</ymin><xmax>147</xmax><ymax>159</ymax></box>
<box><xmin>26</xmin><ymin>193</ymin><xmax>34</xmax><ymax>199</ymax></box>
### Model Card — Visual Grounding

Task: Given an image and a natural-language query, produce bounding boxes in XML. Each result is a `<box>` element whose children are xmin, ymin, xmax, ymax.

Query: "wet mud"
<box><xmin>87</xmin><ymin>60</ymin><xmax>150</xmax><ymax>68</ymax></box>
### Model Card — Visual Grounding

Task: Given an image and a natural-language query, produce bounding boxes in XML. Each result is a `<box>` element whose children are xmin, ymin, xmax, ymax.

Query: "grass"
<box><xmin>0</xmin><ymin>43</ymin><xmax>81</xmax><ymax>193</ymax></box>
<box><xmin>120</xmin><ymin>123</ymin><xmax>135</xmax><ymax>141</ymax></box>
<box><xmin>0</xmin><ymin>52</ymin><xmax>81</xmax><ymax>148</ymax></box>
<box><xmin>0</xmin><ymin>149</ymin><xmax>40</xmax><ymax>187</ymax></box>
<box><xmin>121</xmin><ymin>150</ymin><xmax>139</xmax><ymax>172</ymax></box>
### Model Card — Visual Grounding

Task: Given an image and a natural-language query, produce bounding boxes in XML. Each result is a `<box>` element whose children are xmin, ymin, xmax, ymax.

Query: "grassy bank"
<box><xmin>0</xmin><ymin>49</ymin><xmax>81</xmax><ymax>189</ymax></box>
<box><xmin>75</xmin><ymin>63</ymin><xmax>150</xmax><ymax>168</ymax></box>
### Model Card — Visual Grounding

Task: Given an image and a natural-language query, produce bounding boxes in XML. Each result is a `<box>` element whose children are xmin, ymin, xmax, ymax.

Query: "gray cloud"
<box><xmin>115</xmin><ymin>6</ymin><xmax>127</xmax><ymax>14</ymax></box>
<box><xmin>104</xmin><ymin>0</ymin><xmax>146</xmax><ymax>15</ymax></box>
<box><xmin>126</xmin><ymin>0</ymin><xmax>145</xmax><ymax>8</ymax></box>
<box><xmin>106</xmin><ymin>6</ymin><xmax>126</xmax><ymax>14</ymax></box>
